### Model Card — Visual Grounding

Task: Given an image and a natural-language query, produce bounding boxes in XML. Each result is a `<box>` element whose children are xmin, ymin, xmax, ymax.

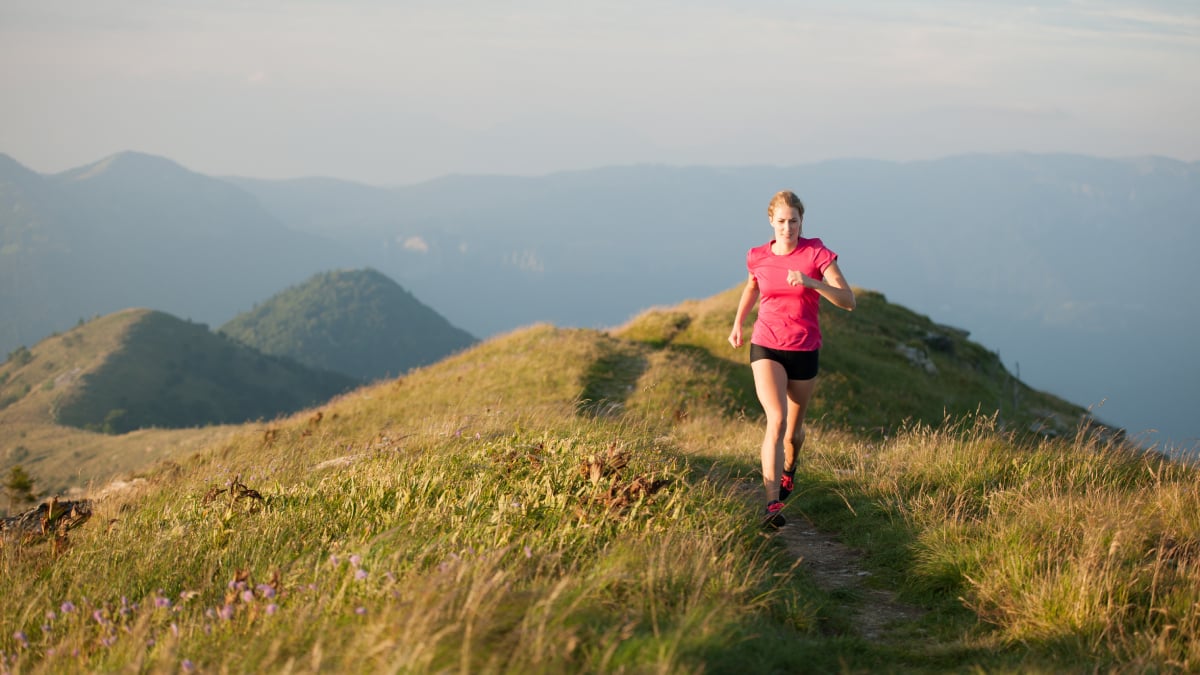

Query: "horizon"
<box><xmin>3</xmin><ymin>1</ymin><xmax>1198</xmax><ymax>185</ymax></box>
<box><xmin>5</xmin><ymin>148</ymin><xmax>1200</xmax><ymax>190</ymax></box>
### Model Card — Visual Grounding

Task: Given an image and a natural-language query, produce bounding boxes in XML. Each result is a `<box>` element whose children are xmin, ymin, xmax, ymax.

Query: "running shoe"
<box><xmin>762</xmin><ymin>500</ymin><xmax>786</xmax><ymax>528</ymax></box>
<box><xmin>779</xmin><ymin>467</ymin><xmax>796</xmax><ymax>502</ymax></box>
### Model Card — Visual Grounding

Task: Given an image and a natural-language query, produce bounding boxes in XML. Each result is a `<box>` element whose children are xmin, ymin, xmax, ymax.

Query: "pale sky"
<box><xmin>3</xmin><ymin>0</ymin><xmax>1198</xmax><ymax>185</ymax></box>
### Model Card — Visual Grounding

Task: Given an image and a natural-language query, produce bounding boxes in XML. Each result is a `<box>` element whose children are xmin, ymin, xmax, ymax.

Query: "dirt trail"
<box><xmin>774</xmin><ymin>512</ymin><xmax>925</xmax><ymax>640</ymax></box>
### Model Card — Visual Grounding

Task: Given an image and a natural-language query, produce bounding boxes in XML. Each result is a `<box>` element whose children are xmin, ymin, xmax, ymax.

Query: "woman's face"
<box><xmin>770</xmin><ymin>206</ymin><xmax>801</xmax><ymax>242</ymax></box>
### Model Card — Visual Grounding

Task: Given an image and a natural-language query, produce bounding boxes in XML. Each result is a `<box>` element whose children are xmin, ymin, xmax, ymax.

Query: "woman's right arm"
<box><xmin>729</xmin><ymin>273</ymin><xmax>759</xmax><ymax>348</ymax></box>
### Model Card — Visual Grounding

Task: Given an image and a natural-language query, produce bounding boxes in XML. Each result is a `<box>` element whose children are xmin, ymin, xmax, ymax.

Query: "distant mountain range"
<box><xmin>1</xmin><ymin>151</ymin><xmax>1196</xmax><ymax>451</ymax></box>
<box><xmin>220</xmin><ymin>268</ymin><xmax>477</xmax><ymax>381</ymax></box>
<box><xmin>0</xmin><ymin>151</ymin><xmax>353</xmax><ymax>351</ymax></box>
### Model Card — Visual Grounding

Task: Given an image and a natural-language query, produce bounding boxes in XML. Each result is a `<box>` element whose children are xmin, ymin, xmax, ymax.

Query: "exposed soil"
<box><xmin>774</xmin><ymin>511</ymin><xmax>926</xmax><ymax>641</ymax></box>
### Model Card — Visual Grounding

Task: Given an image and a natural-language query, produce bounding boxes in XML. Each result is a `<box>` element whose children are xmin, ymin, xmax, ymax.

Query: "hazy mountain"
<box><xmin>0</xmin><ymin>151</ymin><xmax>355</xmax><ymax>352</ymax></box>
<box><xmin>220</xmin><ymin>268</ymin><xmax>477</xmax><ymax>382</ymax></box>
<box><xmin>0</xmin><ymin>308</ymin><xmax>355</xmax><ymax>435</ymax></box>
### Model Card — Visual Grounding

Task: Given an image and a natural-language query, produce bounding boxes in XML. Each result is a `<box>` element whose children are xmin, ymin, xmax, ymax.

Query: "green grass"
<box><xmin>3</xmin><ymin>287</ymin><xmax>1192</xmax><ymax>673</ymax></box>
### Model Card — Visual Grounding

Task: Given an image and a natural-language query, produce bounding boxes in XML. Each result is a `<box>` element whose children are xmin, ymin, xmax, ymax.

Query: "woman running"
<box><xmin>728</xmin><ymin>190</ymin><xmax>856</xmax><ymax>526</ymax></box>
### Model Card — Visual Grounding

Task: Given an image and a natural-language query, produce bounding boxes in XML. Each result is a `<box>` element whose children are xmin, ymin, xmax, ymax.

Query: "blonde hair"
<box><xmin>767</xmin><ymin>190</ymin><xmax>805</xmax><ymax>220</ymax></box>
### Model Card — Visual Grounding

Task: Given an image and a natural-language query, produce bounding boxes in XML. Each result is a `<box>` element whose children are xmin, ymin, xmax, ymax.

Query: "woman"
<box><xmin>728</xmin><ymin>190</ymin><xmax>856</xmax><ymax>526</ymax></box>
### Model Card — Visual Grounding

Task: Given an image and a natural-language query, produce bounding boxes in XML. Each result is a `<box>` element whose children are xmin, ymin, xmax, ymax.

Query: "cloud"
<box><xmin>400</xmin><ymin>236</ymin><xmax>428</xmax><ymax>254</ymax></box>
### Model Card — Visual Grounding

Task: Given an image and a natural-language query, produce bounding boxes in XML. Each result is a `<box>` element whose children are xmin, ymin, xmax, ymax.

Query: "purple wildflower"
<box><xmin>524</xmin><ymin>545</ymin><xmax>532</xmax><ymax>558</ymax></box>
<box><xmin>329</xmin><ymin>554</ymin><xmax>340</xmax><ymax>566</ymax></box>
<box><xmin>354</xmin><ymin>569</ymin><xmax>368</xmax><ymax>581</ymax></box>
<box><xmin>155</xmin><ymin>595</ymin><xmax>171</xmax><ymax>609</ymax></box>
<box><xmin>13</xmin><ymin>631</ymin><xmax>28</xmax><ymax>648</ymax></box>
<box><xmin>240</xmin><ymin>590</ymin><xmax>254</xmax><ymax>603</ymax></box>
<box><xmin>60</xmin><ymin>601</ymin><xmax>76</xmax><ymax>613</ymax></box>
<box><xmin>265</xmin><ymin>604</ymin><xmax>279</xmax><ymax>616</ymax></box>
<box><xmin>92</xmin><ymin>609</ymin><xmax>107</xmax><ymax>625</ymax></box>
<box><xmin>182</xmin><ymin>659</ymin><xmax>196</xmax><ymax>672</ymax></box>
<box><xmin>256</xmin><ymin>584</ymin><xmax>276</xmax><ymax>599</ymax></box>
<box><xmin>349</xmin><ymin>554</ymin><xmax>362</xmax><ymax>567</ymax></box>
<box><xmin>355</xmin><ymin>606</ymin><xmax>367</xmax><ymax>616</ymax></box>
<box><xmin>217</xmin><ymin>604</ymin><xmax>235</xmax><ymax>621</ymax></box>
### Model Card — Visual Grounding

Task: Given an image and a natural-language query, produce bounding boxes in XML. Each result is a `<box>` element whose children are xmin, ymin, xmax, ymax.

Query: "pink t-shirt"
<box><xmin>747</xmin><ymin>237</ymin><xmax>838</xmax><ymax>351</ymax></box>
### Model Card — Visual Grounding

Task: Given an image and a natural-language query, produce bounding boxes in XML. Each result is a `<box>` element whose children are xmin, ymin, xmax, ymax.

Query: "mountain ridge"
<box><xmin>219</xmin><ymin>268</ymin><xmax>477</xmax><ymax>382</ymax></box>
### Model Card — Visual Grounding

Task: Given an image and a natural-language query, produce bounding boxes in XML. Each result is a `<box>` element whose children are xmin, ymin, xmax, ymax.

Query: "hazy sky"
<box><xmin>3</xmin><ymin>0</ymin><xmax>1198</xmax><ymax>185</ymax></box>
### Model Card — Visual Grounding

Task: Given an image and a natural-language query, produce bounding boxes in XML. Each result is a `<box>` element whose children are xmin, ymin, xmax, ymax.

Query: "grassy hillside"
<box><xmin>219</xmin><ymin>268</ymin><xmax>477</xmax><ymax>382</ymax></box>
<box><xmin>51</xmin><ymin>310</ymin><xmax>355</xmax><ymax>433</ymax></box>
<box><xmin>4</xmin><ymin>288</ymin><xmax>1190</xmax><ymax>673</ymax></box>
<box><xmin>0</xmin><ymin>309</ymin><xmax>354</xmax><ymax>497</ymax></box>
<box><xmin>614</xmin><ymin>286</ymin><xmax>1097</xmax><ymax>439</ymax></box>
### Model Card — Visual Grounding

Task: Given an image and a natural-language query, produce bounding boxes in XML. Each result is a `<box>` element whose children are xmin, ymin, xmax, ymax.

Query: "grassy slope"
<box><xmin>614</xmin><ymin>286</ymin><xmax>1092</xmax><ymax>437</ymax></box>
<box><xmin>0</xmin><ymin>310</ymin><xmax>234</xmax><ymax>497</ymax></box>
<box><xmin>0</xmin><ymin>309</ymin><xmax>352</xmax><ymax>497</ymax></box>
<box><xmin>4</xmin><ymin>289</ymin><xmax>1195</xmax><ymax>673</ymax></box>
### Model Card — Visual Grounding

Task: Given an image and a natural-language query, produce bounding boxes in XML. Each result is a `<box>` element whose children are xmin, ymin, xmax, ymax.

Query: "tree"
<box><xmin>4</xmin><ymin>465</ymin><xmax>37</xmax><ymax>513</ymax></box>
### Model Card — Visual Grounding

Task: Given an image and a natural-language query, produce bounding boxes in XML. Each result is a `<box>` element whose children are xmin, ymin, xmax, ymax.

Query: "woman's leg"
<box><xmin>751</xmin><ymin>359</ymin><xmax>789</xmax><ymax>502</ymax></box>
<box><xmin>783</xmin><ymin>378</ymin><xmax>817</xmax><ymax>472</ymax></box>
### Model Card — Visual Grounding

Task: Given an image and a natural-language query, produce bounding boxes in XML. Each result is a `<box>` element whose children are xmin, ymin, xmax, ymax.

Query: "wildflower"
<box><xmin>92</xmin><ymin>609</ymin><xmax>108</xmax><ymax>625</ymax></box>
<box><xmin>329</xmin><ymin>554</ymin><xmax>340</xmax><ymax>566</ymax></box>
<box><xmin>240</xmin><ymin>590</ymin><xmax>254</xmax><ymax>603</ymax></box>
<box><xmin>155</xmin><ymin>595</ymin><xmax>171</xmax><ymax>609</ymax></box>
<box><xmin>350</xmin><ymin>554</ymin><xmax>362</xmax><ymax>567</ymax></box>
<box><xmin>45</xmin><ymin>610</ymin><xmax>56</xmax><ymax>621</ymax></box>
<box><xmin>101</xmin><ymin>636</ymin><xmax>116</xmax><ymax>648</ymax></box>
<box><xmin>60</xmin><ymin>601</ymin><xmax>76</xmax><ymax>614</ymax></box>
<box><xmin>217</xmin><ymin>605</ymin><xmax>235</xmax><ymax>621</ymax></box>
<box><xmin>354</xmin><ymin>569</ymin><xmax>368</xmax><ymax>581</ymax></box>
<box><xmin>256</xmin><ymin>584</ymin><xmax>276</xmax><ymax>599</ymax></box>
<box><xmin>182</xmin><ymin>659</ymin><xmax>196</xmax><ymax>672</ymax></box>
<box><xmin>524</xmin><ymin>546</ymin><xmax>532</xmax><ymax>558</ymax></box>
<box><xmin>355</xmin><ymin>607</ymin><xmax>367</xmax><ymax>616</ymax></box>
<box><xmin>13</xmin><ymin>631</ymin><xmax>28</xmax><ymax>648</ymax></box>
<box><xmin>265</xmin><ymin>604</ymin><xmax>279</xmax><ymax>616</ymax></box>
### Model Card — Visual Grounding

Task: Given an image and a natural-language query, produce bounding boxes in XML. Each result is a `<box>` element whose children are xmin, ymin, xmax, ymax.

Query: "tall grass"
<box><xmin>787</xmin><ymin>413</ymin><xmax>1200</xmax><ymax>670</ymax></box>
<box><xmin>1</xmin><ymin>326</ymin><xmax>820</xmax><ymax>673</ymax></box>
<box><xmin>4</xmin><ymin>311</ymin><xmax>1197</xmax><ymax>673</ymax></box>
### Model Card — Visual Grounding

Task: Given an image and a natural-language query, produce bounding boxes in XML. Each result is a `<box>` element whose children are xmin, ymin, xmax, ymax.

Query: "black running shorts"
<box><xmin>749</xmin><ymin>344</ymin><xmax>819</xmax><ymax>381</ymax></box>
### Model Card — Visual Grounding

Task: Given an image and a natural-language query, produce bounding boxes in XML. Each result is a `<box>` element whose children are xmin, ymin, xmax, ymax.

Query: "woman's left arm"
<box><xmin>788</xmin><ymin>260</ymin><xmax>856</xmax><ymax>311</ymax></box>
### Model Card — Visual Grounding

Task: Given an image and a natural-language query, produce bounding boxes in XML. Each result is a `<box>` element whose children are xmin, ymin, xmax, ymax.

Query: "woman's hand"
<box><xmin>787</xmin><ymin>270</ymin><xmax>811</xmax><ymax>288</ymax></box>
<box><xmin>728</xmin><ymin>325</ymin><xmax>743</xmax><ymax>348</ymax></box>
